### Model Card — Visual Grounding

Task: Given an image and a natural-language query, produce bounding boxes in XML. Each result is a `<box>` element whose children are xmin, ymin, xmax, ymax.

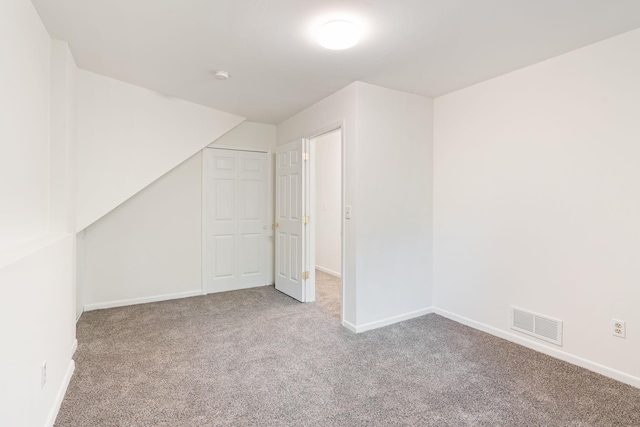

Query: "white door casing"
<box><xmin>274</xmin><ymin>139</ymin><xmax>309</xmax><ymax>302</ymax></box>
<box><xmin>203</xmin><ymin>148</ymin><xmax>271</xmax><ymax>293</ymax></box>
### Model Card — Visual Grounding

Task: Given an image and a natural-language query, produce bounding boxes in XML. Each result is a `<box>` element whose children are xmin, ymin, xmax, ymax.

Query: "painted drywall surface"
<box><xmin>75</xmin><ymin>69</ymin><xmax>245</xmax><ymax>232</ymax></box>
<box><xmin>433</xmin><ymin>28</ymin><xmax>640</xmax><ymax>381</ymax></box>
<box><xmin>83</xmin><ymin>153</ymin><xmax>203</xmax><ymax>307</ymax></box>
<box><xmin>277</xmin><ymin>82</ymin><xmax>434</xmax><ymax>328</ymax></box>
<box><xmin>49</xmin><ymin>40</ymin><xmax>77</xmax><ymax>235</ymax></box>
<box><xmin>211</xmin><ymin>121</ymin><xmax>277</xmax><ymax>150</ymax></box>
<box><xmin>50</xmin><ymin>40</ymin><xmax>80</xmax><ymax>335</ymax></box>
<box><xmin>75</xmin><ymin>231</ymin><xmax>85</xmax><ymax>320</ymax></box>
<box><xmin>0</xmin><ymin>4</ymin><xmax>77</xmax><ymax>426</ymax></box>
<box><xmin>277</xmin><ymin>83</ymin><xmax>358</xmax><ymax>325</ymax></box>
<box><xmin>80</xmin><ymin>122</ymin><xmax>277</xmax><ymax>310</ymax></box>
<box><xmin>355</xmin><ymin>83</ymin><xmax>433</xmax><ymax>325</ymax></box>
<box><xmin>0</xmin><ymin>0</ymin><xmax>51</xmax><ymax>249</ymax></box>
<box><xmin>0</xmin><ymin>236</ymin><xmax>76</xmax><ymax>427</ymax></box>
<box><xmin>314</xmin><ymin>131</ymin><xmax>342</xmax><ymax>277</ymax></box>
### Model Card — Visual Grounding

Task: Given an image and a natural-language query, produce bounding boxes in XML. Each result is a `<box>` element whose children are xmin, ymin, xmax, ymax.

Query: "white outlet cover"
<box><xmin>612</xmin><ymin>319</ymin><xmax>626</xmax><ymax>338</ymax></box>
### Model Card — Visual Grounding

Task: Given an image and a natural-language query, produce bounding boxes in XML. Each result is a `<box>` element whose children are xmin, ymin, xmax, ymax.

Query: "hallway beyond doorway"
<box><xmin>315</xmin><ymin>269</ymin><xmax>341</xmax><ymax>320</ymax></box>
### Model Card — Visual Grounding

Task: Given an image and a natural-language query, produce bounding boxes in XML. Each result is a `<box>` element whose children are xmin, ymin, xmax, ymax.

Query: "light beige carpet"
<box><xmin>315</xmin><ymin>269</ymin><xmax>341</xmax><ymax>320</ymax></box>
<box><xmin>55</xmin><ymin>273</ymin><xmax>640</xmax><ymax>426</ymax></box>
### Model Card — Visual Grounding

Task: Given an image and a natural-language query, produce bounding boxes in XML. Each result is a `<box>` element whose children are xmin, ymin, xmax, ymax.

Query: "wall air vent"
<box><xmin>511</xmin><ymin>307</ymin><xmax>563</xmax><ymax>346</ymax></box>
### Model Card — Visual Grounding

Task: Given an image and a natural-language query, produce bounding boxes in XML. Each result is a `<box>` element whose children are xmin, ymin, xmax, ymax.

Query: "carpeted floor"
<box><xmin>56</xmin><ymin>270</ymin><xmax>640</xmax><ymax>426</ymax></box>
<box><xmin>315</xmin><ymin>270</ymin><xmax>341</xmax><ymax>320</ymax></box>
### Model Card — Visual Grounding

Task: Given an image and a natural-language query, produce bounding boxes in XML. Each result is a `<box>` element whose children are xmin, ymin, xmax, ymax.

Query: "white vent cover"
<box><xmin>511</xmin><ymin>307</ymin><xmax>563</xmax><ymax>346</ymax></box>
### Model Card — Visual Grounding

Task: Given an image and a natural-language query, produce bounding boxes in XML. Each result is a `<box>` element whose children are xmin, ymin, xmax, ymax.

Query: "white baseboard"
<box><xmin>83</xmin><ymin>290</ymin><xmax>202</xmax><ymax>312</ymax></box>
<box><xmin>44</xmin><ymin>359</ymin><xmax>75</xmax><ymax>427</ymax></box>
<box><xmin>70</xmin><ymin>339</ymin><xmax>78</xmax><ymax>358</ymax></box>
<box><xmin>315</xmin><ymin>265</ymin><xmax>341</xmax><ymax>278</ymax></box>
<box><xmin>342</xmin><ymin>319</ymin><xmax>357</xmax><ymax>333</ymax></box>
<box><xmin>344</xmin><ymin>307</ymin><xmax>434</xmax><ymax>333</ymax></box>
<box><xmin>433</xmin><ymin>307</ymin><xmax>640</xmax><ymax>389</ymax></box>
<box><xmin>205</xmin><ymin>281</ymin><xmax>273</xmax><ymax>295</ymax></box>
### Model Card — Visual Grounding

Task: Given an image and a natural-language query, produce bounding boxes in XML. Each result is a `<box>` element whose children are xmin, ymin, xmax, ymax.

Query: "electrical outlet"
<box><xmin>612</xmin><ymin>319</ymin><xmax>626</xmax><ymax>338</ymax></box>
<box><xmin>41</xmin><ymin>361</ymin><xmax>47</xmax><ymax>388</ymax></box>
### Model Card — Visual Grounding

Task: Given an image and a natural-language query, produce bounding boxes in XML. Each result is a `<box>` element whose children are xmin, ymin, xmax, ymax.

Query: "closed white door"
<box><xmin>274</xmin><ymin>139</ymin><xmax>308</xmax><ymax>302</ymax></box>
<box><xmin>204</xmin><ymin>148</ymin><xmax>271</xmax><ymax>293</ymax></box>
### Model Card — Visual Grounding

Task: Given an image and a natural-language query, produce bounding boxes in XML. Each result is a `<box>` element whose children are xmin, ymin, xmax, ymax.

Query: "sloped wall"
<box><xmin>83</xmin><ymin>153</ymin><xmax>204</xmax><ymax>310</ymax></box>
<box><xmin>80</xmin><ymin>121</ymin><xmax>276</xmax><ymax>311</ymax></box>
<box><xmin>212</xmin><ymin>121</ymin><xmax>277</xmax><ymax>150</ymax></box>
<box><xmin>75</xmin><ymin>70</ymin><xmax>245</xmax><ymax>231</ymax></box>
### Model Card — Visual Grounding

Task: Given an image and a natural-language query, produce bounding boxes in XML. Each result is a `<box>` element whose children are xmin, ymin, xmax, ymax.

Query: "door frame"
<box><xmin>201</xmin><ymin>145</ymin><xmax>274</xmax><ymax>294</ymax></box>
<box><xmin>304</xmin><ymin>122</ymin><xmax>345</xmax><ymax>323</ymax></box>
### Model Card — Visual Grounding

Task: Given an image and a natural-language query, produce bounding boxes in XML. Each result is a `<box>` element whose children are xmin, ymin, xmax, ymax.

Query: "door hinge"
<box><xmin>302</xmin><ymin>271</ymin><xmax>309</xmax><ymax>280</ymax></box>
<box><xmin>303</xmin><ymin>152</ymin><xmax>309</xmax><ymax>161</ymax></box>
<box><xmin>303</xmin><ymin>216</ymin><xmax>309</xmax><ymax>224</ymax></box>
<box><xmin>272</xmin><ymin>223</ymin><xmax>279</xmax><ymax>228</ymax></box>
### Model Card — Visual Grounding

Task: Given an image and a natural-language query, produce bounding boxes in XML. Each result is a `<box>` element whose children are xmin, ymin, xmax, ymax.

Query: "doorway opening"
<box><xmin>310</xmin><ymin>129</ymin><xmax>342</xmax><ymax>321</ymax></box>
<box><xmin>273</xmin><ymin>127</ymin><xmax>344</xmax><ymax>323</ymax></box>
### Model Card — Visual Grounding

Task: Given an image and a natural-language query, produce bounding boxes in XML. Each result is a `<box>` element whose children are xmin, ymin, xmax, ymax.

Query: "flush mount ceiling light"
<box><xmin>212</xmin><ymin>69</ymin><xmax>230</xmax><ymax>80</ymax></box>
<box><xmin>317</xmin><ymin>20</ymin><xmax>360</xmax><ymax>50</ymax></box>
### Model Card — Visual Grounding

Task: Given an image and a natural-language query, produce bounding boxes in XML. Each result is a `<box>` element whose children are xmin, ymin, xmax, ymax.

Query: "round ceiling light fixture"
<box><xmin>212</xmin><ymin>69</ymin><xmax>230</xmax><ymax>80</ymax></box>
<box><xmin>317</xmin><ymin>20</ymin><xmax>360</xmax><ymax>50</ymax></box>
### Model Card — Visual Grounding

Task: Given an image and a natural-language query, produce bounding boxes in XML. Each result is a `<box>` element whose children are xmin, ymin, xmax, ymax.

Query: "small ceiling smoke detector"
<box><xmin>317</xmin><ymin>20</ymin><xmax>360</xmax><ymax>50</ymax></box>
<box><xmin>212</xmin><ymin>70</ymin><xmax>230</xmax><ymax>80</ymax></box>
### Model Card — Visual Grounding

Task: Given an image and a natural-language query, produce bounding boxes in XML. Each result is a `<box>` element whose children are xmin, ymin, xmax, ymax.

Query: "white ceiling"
<box><xmin>32</xmin><ymin>0</ymin><xmax>640</xmax><ymax>124</ymax></box>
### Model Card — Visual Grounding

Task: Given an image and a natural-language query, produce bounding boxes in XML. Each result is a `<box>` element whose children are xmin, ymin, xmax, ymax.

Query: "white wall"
<box><xmin>49</xmin><ymin>41</ymin><xmax>77</xmax><ymax>235</ymax></box>
<box><xmin>83</xmin><ymin>153</ymin><xmax>203</xmax><ymax>310</ymax></box>
<box><xmin>75</xmin><ymin>70</ymin><xmax>245</xmax><ymax>231</ymax></box>
<box><xmin>50</xmin><ymin>39</ymin><xmax>80</xmax><ymax>332</ymax></box>
<box><xmin>0</xmin><ymin>236</ymin><xmax>76</xmax><ymax>427</ymax></box>
<box><xmin>355</xmin><ymin>83</ymin><xmax>433</xmax><ymax>327</ymax></box>
<box><xmin>75</xmin><ymin>231</ymin><xmax>84</xmax><ymax>320</ymax></box>
<box><xmin>81</xmin><ymin>122</ymin><xmax>276</xmax><ymax>310</ymax></box>
<box><xmin>212</xmin><ymin>121</ymin><xmax>277</xmax><ymax>150</ymax></box>
<box><xmin>277</xmin><ymin>82</ymin><xmax>434</xmax><ymax>330</ymax></box>
<box><xmin>0</xmin><ymin>0</ymin><xmax>51</xmax><ymax>249</ymax></box>
<box><xmin>433</xmin><ymin>28</ymin><xmax>640</xmax><ymax>386</ymax></box>
<box><xmin>315</xmin><ymin>131</ymin><xmax>342</xmax><ymax>277</ymax></box>
<box><xmin>0</xmin><ymin>2</ymin><xmax>77</xmax><ymax>426</ymax></box>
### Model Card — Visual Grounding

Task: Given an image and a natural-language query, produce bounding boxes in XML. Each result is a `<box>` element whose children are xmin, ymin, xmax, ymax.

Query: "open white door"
<box><xmin>274</xmin><ymin>139</ymin><xmax>309</xmax><ymax>302</ymax></box>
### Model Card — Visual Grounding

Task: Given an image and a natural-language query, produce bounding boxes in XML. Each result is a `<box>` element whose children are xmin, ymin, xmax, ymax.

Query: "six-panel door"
<box><xmin>204</xmin><ymin>148</ymin><xmax>270</xmax><ymax>293</ymax></box>
<box><xmin>274</xmin><ymin>140</ymin><xmax>306</xmax><ymax>302</ymax></box>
